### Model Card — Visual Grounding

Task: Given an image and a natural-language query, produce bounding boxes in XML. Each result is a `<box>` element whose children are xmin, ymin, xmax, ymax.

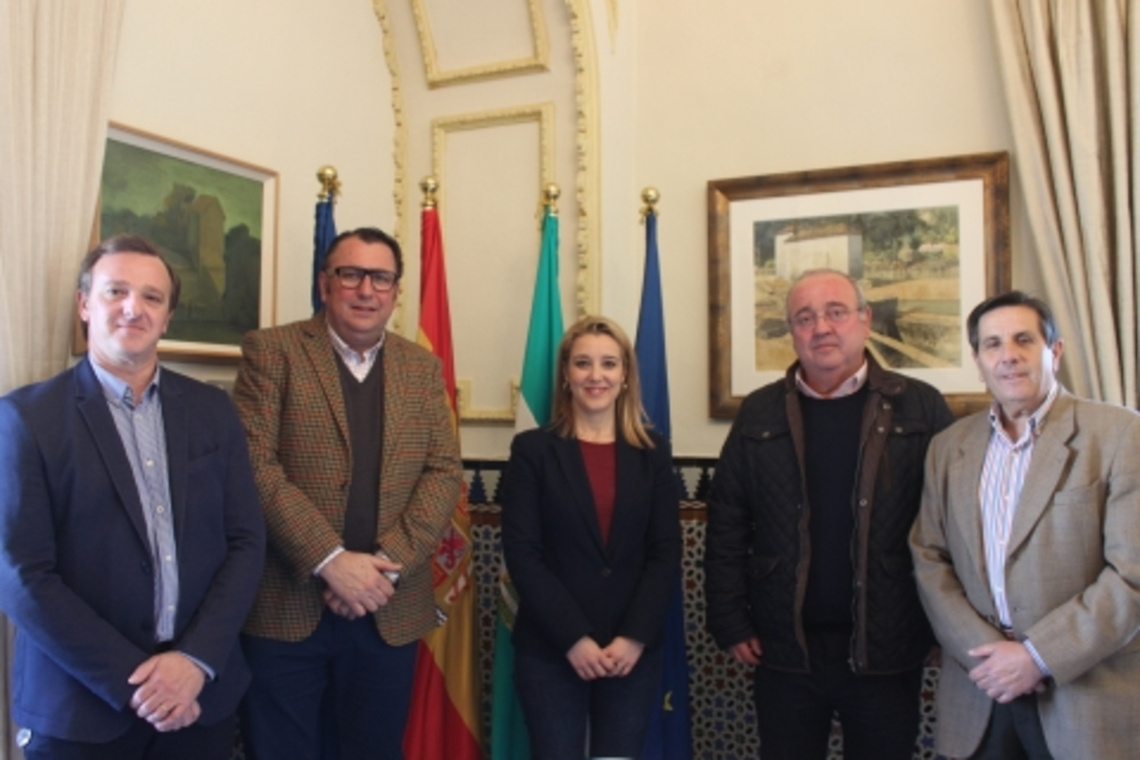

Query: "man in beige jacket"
<box><xmin>911</xmin><ymin>291</ymin><xmax>1140</xmax><ymax>759</ymax></box>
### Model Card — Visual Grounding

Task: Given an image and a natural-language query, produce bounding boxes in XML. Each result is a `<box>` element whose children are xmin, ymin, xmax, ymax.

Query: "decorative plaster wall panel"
<box><xmin>413</xmin><ymin>0</ymin><xmax>549</xmax><ymax>87</ymax></box>
<box><xmin>432</xmin><ymin>105</ymin><xmax>556</xmax><ymax>422</ymax></box>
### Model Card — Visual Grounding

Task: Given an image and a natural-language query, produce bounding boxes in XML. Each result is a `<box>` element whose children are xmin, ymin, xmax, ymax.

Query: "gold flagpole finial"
<box><xmin>641</xmin><ymin>186</ymin><xmax>660</xmax><ymax>223</ymax></box>
<box><xmin>543</xmin><ymin>183</ymin><xmax>561</xmax><ymax>216</ymax></box>
<box><xmin>317</xmin><ymin>166</ymin><xmax>341</xmax><ymax>201</ymax></box>
<box><xmin>420</xmin><ymin>176</ymin><xmax>439</xmax><ymax>209</ymax></box>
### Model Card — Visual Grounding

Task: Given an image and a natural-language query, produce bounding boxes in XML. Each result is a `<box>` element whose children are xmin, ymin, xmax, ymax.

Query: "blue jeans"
<box><xmin>513</xmin><ymin>645</ymin><xmax>664</xmax><ymax>760</ymax></box>
<box><xmin>240</xmin><ymin>610</ymin><xmax>417</xmax><ymax>760</ymax></box>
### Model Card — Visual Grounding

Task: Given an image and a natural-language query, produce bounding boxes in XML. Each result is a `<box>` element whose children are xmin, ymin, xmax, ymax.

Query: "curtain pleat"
<box><xmin>990</xmin><ymin>0</ymin><xmax>1138</xmax><ymax>406</ymax></box>
<box><xmin>0</xmin><ymin>2</ymin><xmax>126</xmax><ymax>756</ymax></box>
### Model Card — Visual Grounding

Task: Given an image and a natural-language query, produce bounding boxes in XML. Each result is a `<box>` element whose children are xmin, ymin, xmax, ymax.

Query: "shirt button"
<box><xmin>156</xmin><ymin>505</ymin><xmax>165</xmax><ymax>514</ymax></box>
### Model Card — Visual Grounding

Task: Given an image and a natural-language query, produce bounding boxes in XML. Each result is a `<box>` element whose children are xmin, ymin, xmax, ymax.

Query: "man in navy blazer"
<box><xmin>0</xmin><ymin>235</ymin><xmax>265</xmax><ymax>759</ymax></box>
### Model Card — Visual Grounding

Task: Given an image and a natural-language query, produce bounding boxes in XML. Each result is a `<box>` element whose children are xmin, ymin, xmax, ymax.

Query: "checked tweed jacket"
<box><xmin>233</xmin><ymin>313</ymin><xmax>462</xmax><ymax>646</ymax></box>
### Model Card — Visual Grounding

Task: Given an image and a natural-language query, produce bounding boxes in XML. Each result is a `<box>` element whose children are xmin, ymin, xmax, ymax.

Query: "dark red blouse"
<box><xmin>578</xmin><ymin>439</ymin><xmax>616</xmax><ymax>544</ymax></box>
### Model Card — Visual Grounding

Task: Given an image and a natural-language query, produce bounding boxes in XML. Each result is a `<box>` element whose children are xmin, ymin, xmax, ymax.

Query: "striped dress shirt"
<box><xmin>979</xmin><ymin>381</ymin><xmax>1059</xmax><ymax>674</ymax></box>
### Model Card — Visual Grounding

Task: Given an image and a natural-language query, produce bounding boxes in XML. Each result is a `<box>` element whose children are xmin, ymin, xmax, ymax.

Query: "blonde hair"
<box><xmin>549</xmin><ymin>315</ymin><xmax>654</xmax><ymax>448</ymax></box>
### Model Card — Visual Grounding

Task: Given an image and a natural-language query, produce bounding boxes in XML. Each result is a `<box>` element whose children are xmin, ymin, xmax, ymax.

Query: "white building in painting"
<box><xmin>774</xmin><ymin>223</ymin><xmax>864</xmax><ymax>280</ymax></box>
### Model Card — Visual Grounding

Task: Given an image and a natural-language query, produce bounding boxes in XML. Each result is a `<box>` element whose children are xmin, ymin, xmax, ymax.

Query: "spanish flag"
<box><xmin>404</xmin><ymin>189</ymin><xmax>484</xmax><ymax>759</ymax></box>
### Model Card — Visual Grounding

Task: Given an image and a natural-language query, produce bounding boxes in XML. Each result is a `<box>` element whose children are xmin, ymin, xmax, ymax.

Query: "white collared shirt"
<box><xmin>328</xmin><ymin>326</ymin><xmax>385</xmax><ymax>382</ymax></box>
<box><xmin>794</xmin><ymin>360</ymin><xmax>868</xmax><ymax>399</ymax></box>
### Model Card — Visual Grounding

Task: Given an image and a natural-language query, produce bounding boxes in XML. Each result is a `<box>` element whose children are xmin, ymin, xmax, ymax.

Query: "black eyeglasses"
<box><xmin>329</xmin><ymin>266</ymin><xmax>399</xmax><ymax>292</ymax></box>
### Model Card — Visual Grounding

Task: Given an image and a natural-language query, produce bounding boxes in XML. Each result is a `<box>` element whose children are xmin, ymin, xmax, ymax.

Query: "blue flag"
<box><xmin>312</xmin><ymin>197</ymin><xmax>337</xmax><ymax>314</ymax></box>
<box><xmin>636</xmin><ymin>207</ymin><xmax>692</xmax><ymax>760</ymax></box>
<box><xmin>636</xmin><ymin>209</ymin><xmax>671</xmax><ymax>440</ymax></box>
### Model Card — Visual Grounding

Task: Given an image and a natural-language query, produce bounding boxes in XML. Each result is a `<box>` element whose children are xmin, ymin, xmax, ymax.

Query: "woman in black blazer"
<box><xmin>502</xmin><ymin>315</ymin><xmax>682</xmax><ymax>760</ymax></box>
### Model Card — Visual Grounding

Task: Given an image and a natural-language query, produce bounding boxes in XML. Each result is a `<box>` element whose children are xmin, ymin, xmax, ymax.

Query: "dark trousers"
<box><xmin>968</xmin><ymin>695</ymin><xmax>1054</xmax><ymax>760</ymax></box>
<box><xmin>752</xmin><ymin>628</ymin><xmax>923</xmax><ymax>760</ymax></box>
<box><xmin>239</xmin><ymin>610</ymin><xmax>417</xmax><ymax>760</ymax></box>
<box><xmin>513</xmin><ymin>645</ymin><xmax>664</xmax><ymax>760</ymax></box>
<box><xmin>21</xmin><ymin>715</ymin><xmax>236</xmax><ymax>760</ymax></box>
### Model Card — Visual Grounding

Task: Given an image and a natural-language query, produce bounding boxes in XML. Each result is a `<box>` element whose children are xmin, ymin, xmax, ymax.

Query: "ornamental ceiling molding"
<box><xmin>411</xmin><ymin>0</ymin><xmax>550</xmax><ymax>88</ymax></box>
<box><xmin>564</xmin><ymin>0</ymin><xmax>600</xmax><ymax>318</ymax></box>
<box><xmin>371</xmin><ymin>0</ymin><xmax>410</xmax><ymax>332</ymax></box>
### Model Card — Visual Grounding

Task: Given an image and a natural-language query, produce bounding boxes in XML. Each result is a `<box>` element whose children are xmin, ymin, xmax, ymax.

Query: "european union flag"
<box><xmin>636</xmin><ymin>201</ymin><xmax>692</xmax><ymax>760</ymax></box>
<box><xmin>311</xmin><ymin>197</ymin><xmax>337</xmax><ymax>314</ymax></box>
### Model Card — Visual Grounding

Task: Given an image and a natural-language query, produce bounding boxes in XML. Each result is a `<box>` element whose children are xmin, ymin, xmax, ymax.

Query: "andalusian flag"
<box><xmin>405</xmin><ymin>200</ymin><xmax>484</xmax><ymax>759</ymax></box>
<box><xmin>311</xmin><ymin>194</ymin><xmax>337</xmax><ymax>314</ymax></box>
<box><xmin>636</xmin><ymin>202</ymin><xmax>693</xmax><ymax>759</ymax></box>
<box><xmin>491</xmin><ymin>204</ymin><xmax>564</xmax><ymax>759</ymax></box>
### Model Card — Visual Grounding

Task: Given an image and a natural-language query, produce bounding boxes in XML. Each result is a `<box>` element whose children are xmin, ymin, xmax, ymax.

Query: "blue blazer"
<box><xmin>0</xmin><ymin>358</ymin><xmax>266</xmax><ymax>742</ymax></box>
<box><xmin>501</xmin><ymin>427</ymin><xmax>681</xmax><ymax>660</ymax></box>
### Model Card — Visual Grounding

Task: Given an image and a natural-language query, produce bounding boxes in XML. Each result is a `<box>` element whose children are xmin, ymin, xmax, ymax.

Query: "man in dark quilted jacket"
<box><xmin>705</xmin><ymin>268</ymin><xmax>954</xmax><ymax>760</ymax></box>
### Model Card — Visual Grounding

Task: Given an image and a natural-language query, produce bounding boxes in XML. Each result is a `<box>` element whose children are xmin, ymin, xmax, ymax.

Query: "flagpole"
<box><xmin>491</xmin><ymin>182</ymin><xmax>563</xmax><ymax>760</ymax></box>
<box><xmin>635</xmin><ymin>187</ymin><xmax>694</xmax><ymax>760</ymax></box>
<box><xmin>543</xmin><ymin>182</ymin><xmax>560</xmax><ymax>213</ymax></box>
<box><xmin>405</xmin><ymin>175</ymin><xmax>485</xmax><ymax>759</ymax></box>
<box><xmin>317</xmin><ymin>165</ymin><xmax>341</xmax><ymax>202</ymax></box>
<box><xmin>421</xmin><ymin>174</ymin><xmax>438</xmax><ymax>208</ymax></box>
<box><xmin>311</xmin><ymin>166</ymin><xmax>340</xmax><ymax>314</ymax></box>
<box><xmin>642</xmin><ymin>185</ymin><xmax>659</xmax><ymax>216</ymax></box>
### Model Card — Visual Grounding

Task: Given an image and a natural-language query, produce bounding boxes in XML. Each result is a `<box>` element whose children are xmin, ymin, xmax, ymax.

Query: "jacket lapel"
<box><xmin>553</xmin><ymin>436</ymin><xmax>607</xmax><ymax>555</ymax></box>
<box><xmin>74</xmin><ymin>359</ymin><xmax>150</xmax><ymax>548</ymax></box>
<box><xmin>1006</xmin><ymin>393</ymin><xmax>1075</xmax><ymax>558</ymax></box>
<box><xmin>948</xmin><ymin>414</ymin><xmax>991</xmax><ymax>582</ymax></box>
<box><xmin>607</xmin><ymin>438</ymin><xmax>646</xmax><ymax>561</ymax></box>
<box><xmin>300</xmin><ymin>314</ymin><xmax>351</xmax><ymax>448</ymax></box>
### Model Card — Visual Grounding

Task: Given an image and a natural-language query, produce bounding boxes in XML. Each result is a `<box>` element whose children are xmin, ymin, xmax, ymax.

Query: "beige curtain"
<box><xmin>990</xmin><ymin>0</ymin><xmax>1139</xmax><ymax>407</ymax></box>
<box><xmin>0</xmin><ymin>1</ymin><xmax>125</xmax><ymax>756</ymax></box>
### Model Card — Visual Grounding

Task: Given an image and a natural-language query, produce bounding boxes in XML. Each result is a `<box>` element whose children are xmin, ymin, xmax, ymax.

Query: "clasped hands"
<box><xmin>127</xmin><ymin>652</ymin><xmax>206</xmax><ymax>732</ymax></box>
<box><xmin>566</xmin><ymin>636</ymin><xmax>645</xmax><ymax>681</ymax></box>
<box><xmin>967</xmin><ymin>640</ymin><xmax>1047</xmax><ymax>704</ymax></box>
<box><xmin>319</xmin><ymin>550</ymin><xmax>402</xmax><ymax>620</ymax></box>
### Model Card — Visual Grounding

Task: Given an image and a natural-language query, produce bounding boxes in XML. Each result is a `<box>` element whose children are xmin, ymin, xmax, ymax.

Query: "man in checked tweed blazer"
<box><xmin>233</xmin><ymin>227</ymin><xmax>462</xmax><ymax>760</ymax></box>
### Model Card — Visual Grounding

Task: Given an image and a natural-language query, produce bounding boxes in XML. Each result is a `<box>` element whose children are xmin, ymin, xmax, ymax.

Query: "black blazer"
<box><xmin>0</xmin><ymin>358</ymin><xmax>266</xmax><ymax>742</ymax></box>
<box><xmin>501</xmin><ymin>427</ymin><xmax>681</xmax><ymax>660</ymax></box>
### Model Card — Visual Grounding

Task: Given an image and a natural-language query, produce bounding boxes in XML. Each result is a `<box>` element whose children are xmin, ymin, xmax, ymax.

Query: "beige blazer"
<box><xmin>910</xmin><ymin>391</ymin><xmax>1140</xmax><ymax>760</ymax></box>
